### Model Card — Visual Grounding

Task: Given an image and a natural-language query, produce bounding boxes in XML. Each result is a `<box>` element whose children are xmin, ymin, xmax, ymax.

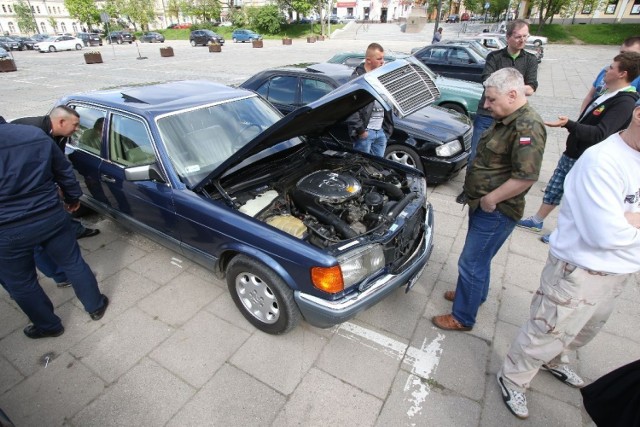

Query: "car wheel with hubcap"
<box><xmin>226</xmin><ymin>255</ymin><xmax>301</xmax><ymax>334</ymax></box>
<box><xmin>385</xmin><ymin>144</ymin><xmax>424</xmax><ymax>173</ymax></box>
<box><xmin>117</xmin><ymin>39</ymin><xmax>122</xmax><ymax>44</ymax></box>
<box><xmin>233</xmin><ymin>37</ymin><xmax>238</xmax><ymax>43</ymax></box>
<box><xmin>75</xmin><ymin>44</ymin><xmax>82</xmax><ymax>50</ymax></box>
<box><xmin>439</xmin><ymin>102</ymin><xmax>467</xmax><ymax>117</ymax></box>
<box><xmin>48</xmin><ymin>45</ymin><xmax>56</xmax><ymax>52</ymax></box>
<box><xmin>190</xmin><ymin>39</ymin><xmax>197</xmax><ymax>46</ymax></box>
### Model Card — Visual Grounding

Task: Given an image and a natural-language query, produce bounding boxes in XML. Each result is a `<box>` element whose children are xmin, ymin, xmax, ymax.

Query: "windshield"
<box><xmin>157</xmin><ymin>96</ymin><xmax>282</xmax><ymax>187</ymax></box>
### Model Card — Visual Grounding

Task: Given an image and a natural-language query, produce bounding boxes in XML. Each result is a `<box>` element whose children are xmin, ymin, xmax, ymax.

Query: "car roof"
<box><xmin>252</xmin><ymin>63</ymin><xmax>353</xmax><ymax>85</ymax></box>
<box><xmin>60</xmin><ymin>80</ymin><xmax>255</xmax><ymax>118</ymax></box>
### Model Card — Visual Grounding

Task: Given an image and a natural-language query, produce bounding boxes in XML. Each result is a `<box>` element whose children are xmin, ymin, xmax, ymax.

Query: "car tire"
<box><xmin>117</xmin><ymin>39</ymin><xmax>122</xmax><ymax>44</ymax></box>
<box><xmin>48</xmin><ymin>46</ymin><xmax>56</xmax><ymax>52</ymax></box>
<box><xmin>226</xmin><ymin>254</ymin><xmax>301</xmax><ymax>335</ymax></box>
<box><xmin>233</xmin><ymin>38</ymin><xmax>238</xmax><ymax>43</ymax></box>
<box><xmin>385</xmin><ymin>144</ymin><xmax>424</xmax><ymax>173</ymax></box>
<box><xmin>75</xmin><ymin>44</ymin><xmax>82</xmax><ymax>50</ymax></box>
<box><xmin>533</xmin><ymin>39</ymin><xmax>542</xmax><ymax>46</ymax></box>
<box><xmin>190</xmin><ymin>39</ymin><xmax>197</xmax><ymax>46</ymax></box>
<box><xmin>439</xmin><ymin>102</ymin><xmax>467</xmax><ymax>117</ymax></box>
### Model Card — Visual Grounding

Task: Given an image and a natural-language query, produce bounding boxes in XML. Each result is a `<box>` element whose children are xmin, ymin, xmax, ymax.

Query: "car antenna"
<box><xmin>135</xmin><ymin>41</ymin><xmax>147</xmax><ymax>60</ymax></box>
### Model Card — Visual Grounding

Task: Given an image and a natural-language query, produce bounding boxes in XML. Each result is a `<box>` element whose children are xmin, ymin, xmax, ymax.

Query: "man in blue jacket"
<box><xmin>0</xmin><ymin>117</ymin><xmax>108</xmax><ymax>339</ymax></box>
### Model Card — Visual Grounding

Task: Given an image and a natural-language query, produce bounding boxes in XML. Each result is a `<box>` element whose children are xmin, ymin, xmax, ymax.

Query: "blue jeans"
<box><xmin>0</xmin><ymin>208</ymin><xmax>103</xmax><ymax>332</ymax></box>
<box><xmin>34</xmin><ymin>215</ymin><xmax>86</xmax><ymax>283</ymax></box>
<box><xmin>467</xmin><ymin>114</ymin><xmax>494</xmax><ymax>167</ymax></box>
<box><xmin>452</xmin><ymin>208</ymin><xmax>517</xmax><ymax>327</ymax></box>
<box><xmin>354</xmin><ymin>129</ymin><xmax>387</xmax><ymax>157</ymax></box>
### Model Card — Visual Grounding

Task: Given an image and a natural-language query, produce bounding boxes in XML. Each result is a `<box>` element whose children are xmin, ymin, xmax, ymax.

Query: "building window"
<box><xmin>7</xmin><ymin>4</ymin><xmax>11</xmax><ymax>12</ymax></box>
<box><xmin>1</xmin><ymin>5</ymin><xmax>6</xmax><ymax>13</ymax></box>
<box><xmin>61</xmin><ymin>22</ymin><xmax>66</xmax><ymax>32</ymax></box>
<box><xmin>72</xmin><ymin>23</ymin><xmax>78</xmax><ymax>32</ymax></box>
<box><xmin>631</xmin><ymin>0</ymin><xmax>640</xmax><ymax>13</ymax></box>
<box><xmin>48</xmin><ymin>6</ymin><xmax>51</xmax><ymax>13</ymax></box>
<box><xmin>8</xmin><ymin>22</ymin><xmax>15</xmax><ymax>33</ymax></box>
<box><xmin>40</xmin><ymin>22</ymin><xmax>46</xmax><ymax>33</ymax></box>
<box><xmin>605</xmin><ymin>0</ymin><xmax>617</xmax><ymax>13</ymax></box>
<box><xmin>31</xmin><ymin>5</ymin><xmax>34</xmax><ymax>12</ymax></box>
<box><xmin>581</xmin><ymin>4</ymin><xmax>592</xmax><ymax>13</ymax></box>
<box><xmin>36</xmin><ymin>6</ymin><xmax>40</xmax><ymax>13</ymax></box>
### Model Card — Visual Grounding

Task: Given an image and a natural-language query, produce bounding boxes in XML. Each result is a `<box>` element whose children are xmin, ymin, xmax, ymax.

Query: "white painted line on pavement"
<box><xmin>337</xmin><ymin>322</ymin><xmax>446</xmax><ymax>421</ymax></box>
<box><xmin>170</xmin><ymin>257</ymin><xmax>183</xmax><ymax>268</ymax></box>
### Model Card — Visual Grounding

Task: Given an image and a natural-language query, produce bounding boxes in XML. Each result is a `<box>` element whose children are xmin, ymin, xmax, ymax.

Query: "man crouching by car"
<box><xmin>346</xmin><ymin>42</ymin><xmax>394</xmax><ymax>157</ymax></box>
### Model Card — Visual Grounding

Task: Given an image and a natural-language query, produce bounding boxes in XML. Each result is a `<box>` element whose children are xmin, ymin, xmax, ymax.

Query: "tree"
<box><xmin>464</xmin><ymin>0</ymin><xmax>484</xmax><ymax>14</ymax></box>
<box><xmin>531</xmin><ymin>0</ymin><xmax>571</xmax><ymax>30</ymax></box>
<box><xmin>13</xmin><ymin>0</ymin><xmax>37</xmax><ymax>34</ymax></box>
<box><xmin>246</xmin><ymin>5</ymin><xmax>283</xmax><ymax>34</ymax></box>
<box><xmin>64</xmin><ymin>0</ymin><xmax>100</xmax><ymax>29</ymax></box>
<box><xmin>48</xmin><ymin>16</ymin><xmax>58</xmax><ymax>32</ymax></box>
<box><xmin>181</xmin><ymin>0</ymin><xmax>221</xmax><ymax>22</ymax></box>
<box><xmin>166</xmin><ymin>0</ymin><xmax>181</xmax><ymax>23</ymax></box>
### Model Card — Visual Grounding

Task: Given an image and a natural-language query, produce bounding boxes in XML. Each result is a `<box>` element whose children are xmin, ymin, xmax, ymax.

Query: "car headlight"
<box><xmin>311</xmin><ymin>245</ymin><xmax>385</xmax><ymax>294</ymax></box>
<box><xmin>435</xmin><ymin>139</ymin><xmax>463</xmax><ymax>157</ymax></box>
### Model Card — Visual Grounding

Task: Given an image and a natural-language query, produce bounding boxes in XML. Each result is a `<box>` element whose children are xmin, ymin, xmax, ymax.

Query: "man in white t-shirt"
<box><xmin>496</xmin><ymin>99</ymin><xmax>640</xmax><ymax>420</ymax></box>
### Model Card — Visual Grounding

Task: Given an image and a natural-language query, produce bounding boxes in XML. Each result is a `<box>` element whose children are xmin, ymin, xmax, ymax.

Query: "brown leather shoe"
<box><xmin>444</xmin><ymin>290</ymin><xmax>456</xmax><ymax>302</ymax></box>
<box><xmin>432</xmin><ymin>314</ymin><xmax>472</xmax><ymax>331</ymax></box>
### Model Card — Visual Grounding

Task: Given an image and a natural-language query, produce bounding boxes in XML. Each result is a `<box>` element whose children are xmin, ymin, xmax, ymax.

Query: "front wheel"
<box><xmin>117</xmin><ymin>39</ymin><xmax>122</xmax><ymax>44</ymax></box>
<box><xmin>75</xmin><ymin>44</ymin><xmax>82</xmax><ymax>50</ymax></box>
<box><xmin>190</xmin><ymin>39</ymin><xmax>197</xmax><ymax>47</ymax></box>
<box><xmin>385</xmin><ymin>144</ymin><xmax>424</xmax><ymax>173</ymax></box>
<box><xmin>226</xmin><ymin>255</ymin><xmax>301</xmax><ymax>334</ymax></box>
<box><xmin>439</xmin><ymin>102</ymin><xmax>467</xmax><ymax>117</ymax></box>
<box><xmin>48</xmin><ymin>45</ymin><xmax>56</xmax><ymax>52</ymax></box>
<box><xmin>533</xmin><ymin>39</ymin><xmax>542</xmax><ymax>46</ymax></box>
<box><xmin>232</xmin><ymin>37</ymin><xmax>237</xmax><ymax>43</ymax></box>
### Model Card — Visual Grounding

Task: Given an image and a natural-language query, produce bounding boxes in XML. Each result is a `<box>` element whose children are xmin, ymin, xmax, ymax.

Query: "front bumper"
<box><xmin>422</xmin><ymin>150</ymin><xmax>469</xmax><ymax>185</ymax></box>
<box><xmin>294</xmin><ymin>202</ymin><xmax>434</xmax><ymax>329</ymax></box>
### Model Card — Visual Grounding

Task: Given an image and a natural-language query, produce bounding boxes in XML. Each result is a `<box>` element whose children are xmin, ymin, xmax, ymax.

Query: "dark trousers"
<box><xmin>0</xmin><ymin>208</ymin><xmax>102</xmax><ymax>332</ymax></box>
<box><xmin>34</xmin><ymin>217</ymin><xmax>85</xmax><ymax>283</ymax></box>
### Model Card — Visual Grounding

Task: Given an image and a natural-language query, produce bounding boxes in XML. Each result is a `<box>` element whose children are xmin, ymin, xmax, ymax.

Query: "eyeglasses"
<box><xmin>510</xmin><ymin>34</ymin><xmax>529</xmax><ymax>41</ymax></box>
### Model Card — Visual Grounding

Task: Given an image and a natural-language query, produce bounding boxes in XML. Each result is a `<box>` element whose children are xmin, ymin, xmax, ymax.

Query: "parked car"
<box><xmin>13</xmin><ymin>36</ymin><xmax>37</xmax><ymax>50</ymax></box>
<box><xmin>0</xmin><ymin>47</ymin><xmax>9</xmax><ymax>58</ymax></box>
<box><xmin>240</xmin><ymin>62</ymin><xmax>473</xmax><ymax>184</ymax></box>
<box><xmin>446</xmin><ymin>14</ymin><xmax>460</xmax><ymax>23</ymax></box>
<box><xmin>107</xmin><ymin>31</ymin><xmax>134</xmax><ymax>44</ymax></box>
<box><xmin>461</xmin><ymin>12</ymin><xmax>470</xmax><ymax>21</ymax></box>
<box><xmin>477</xmin><ymin>32</ymin><xmax>544</xmax><ymax>62</ymax></box>
<box><xmin>327</xmin><ymin>51</ymin><xmax>483</xmax><ymax>118</ymax></box>
<box><xmin>324</xmin><ymin>14</ymin><xmax>340</xmax><ymax>24</ymax></box>
<box><xmin>189</xmin><ymin>29</ymin><xmax>224</xmax><ymax>46</ymax></box>
<box><xmin>34</xmin><ymin>36</ymin><xmax>84</xmax><ymax>52</ymax></box>
<box><xmin>0</xmin><ymin>36</ymin><xmax>20</xmax><ymax>50</ymax></box>
<box><xmin>231</xmin><ymin>29</ymin><xmax>262</xmax><ymax>43</ymax></box>
<box><xmin>412</xmin><ymin>44</ymin><xmax>486</xmax><ymax>82</ymax></box>
<box><xmin>59</xmin><ymin>60</ymin><xmax>437</xmax><ymax>334</ymax></box>
<box><xmin>31</xmin><ymin>33</ymin><xmax>51</xmax><ymax>42</ymax></box>
<box><xmin>76</xmin><ymin>32</ymin><xmax>102</xmax><ymax>47</ymax></box>
<box><xmin>434</xmin><ymin>39</ymin><xmax>491</xmax><ymax>57</ymax></box>
<box><xmin>167</xmin><ymin>23</ymin><xmax>192</xmax><ymax>29</ymax></box>
<box><xmin>140</xmin><ymin>31</ymin><xmax>165</xmax><ymax>43</ymax></box>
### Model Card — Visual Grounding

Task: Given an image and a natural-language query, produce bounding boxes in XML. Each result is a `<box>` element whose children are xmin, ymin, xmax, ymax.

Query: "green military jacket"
<box><xmin>464</xmin><ymin>103</ymin><xmax>546</xmax><ymax>221</ymax></box>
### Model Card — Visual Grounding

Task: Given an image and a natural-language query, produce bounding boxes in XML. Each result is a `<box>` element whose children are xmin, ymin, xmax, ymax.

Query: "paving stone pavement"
<box><xmin>1</xmin><ymin>23</ymin><xmax>638</xmax><ymax>426</ymax></box>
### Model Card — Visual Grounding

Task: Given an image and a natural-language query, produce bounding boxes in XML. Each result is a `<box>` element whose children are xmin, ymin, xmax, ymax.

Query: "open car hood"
<box><xmin>194</xmin><ymin>58</ymin><xmax>440</xmax><ymax>191</ymax></box>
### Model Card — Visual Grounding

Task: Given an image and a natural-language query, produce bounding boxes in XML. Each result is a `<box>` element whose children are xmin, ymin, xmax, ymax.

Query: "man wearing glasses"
<box><xmin>457</xmin><ymin>19</ymin><xmax>539</xmax><ymax>204</ymax></box>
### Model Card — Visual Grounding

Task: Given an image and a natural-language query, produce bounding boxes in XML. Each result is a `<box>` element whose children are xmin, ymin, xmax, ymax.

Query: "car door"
<box><xmin>254</xmin><ymin>75</ymin><xmax>300</xmax><ymax>115</ymax></box>
<box><xmin>100</xmin><ymin>112</ymin><xmax>179</xmax><ymax>239</ymax></box>
<box><xmin>415</xmin><ymin>46</ymin><xmax>449</xmax><ymax>77</ymax></box>
<box><xmin>445</xmin><ymin>47</ymin><xmax>482</xmax><ymax>82</ymax></box>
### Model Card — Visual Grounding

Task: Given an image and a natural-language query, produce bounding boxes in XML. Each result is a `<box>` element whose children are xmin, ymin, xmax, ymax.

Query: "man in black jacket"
<box><xmin>0</xmin><ymin>117</ymin><xmax>108</xmax><ymax>339</ymax></box>
<box><xmin>517</xmin><ymin>51</ymin><xmax>640</xmax><ymax>242</ymax></box>
<box><xmin>12</xmin><ymin>106</ymin><xmax>100</xmax><ymax>240</ymax></box>
<box><xmin>346</xmin><ymin>43</ymin><xmax>394</xmax><ymax>157</ymax></box>
<box><xmin>457</xmin><ymin>19</ymin><xmax>538</xmax><ymax>204</ymax></box>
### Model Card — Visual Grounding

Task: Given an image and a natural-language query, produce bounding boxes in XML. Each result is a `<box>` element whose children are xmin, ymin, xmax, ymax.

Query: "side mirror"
<box><xmin>124</xmin><ymin>163</ymin><xmax>166</xmax><ymax>183</ymax></box>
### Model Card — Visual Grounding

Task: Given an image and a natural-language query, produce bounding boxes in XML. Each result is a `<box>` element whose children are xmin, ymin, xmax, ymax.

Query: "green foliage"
<box><xmin>13</xmin><ymin>0</ymin><xmax>37</xmax><ymax>33</ymax></box>
<box><xmin>464</xmin><ymin>0</ymin><xmax>484</xmax><ymax>14</ymax></box>
<box><xmin>536</xmin><ymin>23</ymin><xmax>640</xmax><ymax>44</ymax></box>
<box><xmin>64</xmin><ymin>0</ymin><xmax>100</xmax><ymax>28</ymax></box>
<box><xmin>181</xmin><ymin>0</ymin><xmax>221</xmax><ymax>23</ymax></box>
<box><xmin>166</xmin><ymin>0</ymin><xmax>181</xmax><ymax>22</ymax></box>
<box><xmin>247</xmin><ymin>5</ymin><xmax>284</xmax><ymax>34</ymax></box>
<box><xmin>227</xmin><ymin>8</ymin><xmax>248</xmax><ymax>27</ymax></box>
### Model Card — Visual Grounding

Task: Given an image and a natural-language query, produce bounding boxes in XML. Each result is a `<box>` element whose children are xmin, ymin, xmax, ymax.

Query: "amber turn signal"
<box><xmin>311</xmin><ymin>266</ymin><xmax>344</xmax><ymax>294</ymax></box>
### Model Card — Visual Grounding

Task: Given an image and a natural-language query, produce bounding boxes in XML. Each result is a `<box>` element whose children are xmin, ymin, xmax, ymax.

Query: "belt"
<box><xmin>563</xmin><ymin>262</ymin><xmax>614</xmax><ymax>277</ymax></box>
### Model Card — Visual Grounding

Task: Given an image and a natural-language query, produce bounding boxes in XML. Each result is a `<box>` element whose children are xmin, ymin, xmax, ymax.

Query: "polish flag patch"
<box><xmin>519</xmin><ymin>136</ymin><xmax>531</xmax><ymax>145</ymax></box>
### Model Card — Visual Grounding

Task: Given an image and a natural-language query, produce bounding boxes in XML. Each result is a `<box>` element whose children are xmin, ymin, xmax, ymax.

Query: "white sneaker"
<box><xmin>541</xmin><ymin>364</ymin><xmax>585</xmax><ymax>388</ymax></box>
<box><xmin>497</xmin><ymin>373</ymin><xmax>529</xmax><ymax>419</ymax></box>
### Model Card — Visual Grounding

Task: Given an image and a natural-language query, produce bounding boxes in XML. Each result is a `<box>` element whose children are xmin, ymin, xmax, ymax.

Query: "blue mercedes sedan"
<box><xmin>59</xmin><ymin>59</ymin><xmax>436</xmax><ymax>334</ymax></box>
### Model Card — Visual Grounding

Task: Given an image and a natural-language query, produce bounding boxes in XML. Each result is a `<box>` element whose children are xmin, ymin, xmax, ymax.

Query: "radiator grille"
<box><xmin>376</xmin><ymin>63</ymin><xmax>440</xmax><ymax>117</ymax></box>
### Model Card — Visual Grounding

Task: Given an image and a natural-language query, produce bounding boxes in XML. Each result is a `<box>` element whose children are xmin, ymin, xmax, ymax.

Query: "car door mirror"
<box><xmin>125</xmin><ymin>163</ymin><xmax>166</xmax><ymax>183</ymax></box>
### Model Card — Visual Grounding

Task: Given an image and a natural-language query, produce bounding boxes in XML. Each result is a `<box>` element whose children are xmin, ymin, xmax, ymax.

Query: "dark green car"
<box><xmin>327</xmin><ymin>51</ymin><xmax>483</xmax><ymax>118</ymax></box>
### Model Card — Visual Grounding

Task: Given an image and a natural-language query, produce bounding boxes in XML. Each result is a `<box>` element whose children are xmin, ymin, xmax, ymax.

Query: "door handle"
<box><xmin>100</xmin><ymin>174</ymin><xmax>116</xmax><ymax>183</ymax></box>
